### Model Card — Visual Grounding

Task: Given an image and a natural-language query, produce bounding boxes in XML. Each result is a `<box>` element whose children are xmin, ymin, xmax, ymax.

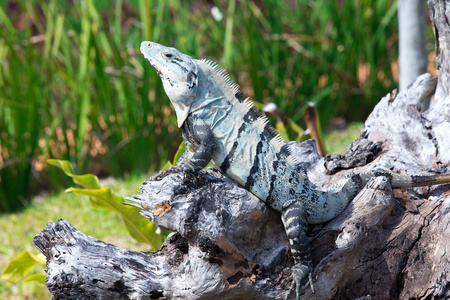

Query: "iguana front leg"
<box><xmin>282</xmin><ymin>202</ymin><xmax>314</xmax><ymax>300</ymax></box>
<box><xmin>151</xmin><ymin>121</ymin><xmax>215</xmax><ymax>181</ymax></box>
<box><xmin>150</xmin><ymin>148</ymin><xmax>196</xmax><ymax>181</ymax></box>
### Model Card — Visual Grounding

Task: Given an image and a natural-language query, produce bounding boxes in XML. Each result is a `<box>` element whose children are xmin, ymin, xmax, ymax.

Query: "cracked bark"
<box><xmin>34</xmin><ymin>1</ymin><xmax>450</xmax><ymax>299</ymax></box>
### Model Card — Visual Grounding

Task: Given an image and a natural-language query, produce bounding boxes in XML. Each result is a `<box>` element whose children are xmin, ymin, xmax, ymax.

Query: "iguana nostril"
<box><xmin>139</xmin><ymin>42</ymin><xmax>450</xmax><ymax>300</ymax></box>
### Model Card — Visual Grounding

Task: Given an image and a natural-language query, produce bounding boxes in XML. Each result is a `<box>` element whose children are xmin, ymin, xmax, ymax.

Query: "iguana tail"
<box><xmin>307</xmin><ymin>170</ymin><xmax>450</xmax><ymax>225</ymax></box>
<box><xmin>327</xmin><ymin>170</ymin><xmax>450</xmax><ymax>199</ymax></box>
<box><xmin>390</xmin><ymin>172</ymin><xmax>450</xmax><ymax>188</ymax></box>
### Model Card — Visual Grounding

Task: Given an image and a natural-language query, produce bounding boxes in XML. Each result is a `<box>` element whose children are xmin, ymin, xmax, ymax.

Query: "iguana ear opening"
<box><xmin>187</xmin><ymin>71</ymin><xmax>197</xmax><ymax>89</ymax></box>
<box><xmin>173</xmin><ymin>102</ymin><xmax>191</xmax><ymax>128</ymax></box>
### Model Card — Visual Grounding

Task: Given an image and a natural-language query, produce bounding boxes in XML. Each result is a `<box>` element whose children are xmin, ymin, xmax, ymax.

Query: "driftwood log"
<box><xmin>34</xmin><ymin>1</ymin><xmax>450</xmax><ymax>299</ymax></box>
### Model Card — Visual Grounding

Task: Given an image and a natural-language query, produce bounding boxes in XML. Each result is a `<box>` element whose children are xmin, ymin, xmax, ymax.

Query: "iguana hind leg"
<box><xmin>281</xmin><ymin>202</ymin><xmax>314</xmax><ymax>300</ymax></box>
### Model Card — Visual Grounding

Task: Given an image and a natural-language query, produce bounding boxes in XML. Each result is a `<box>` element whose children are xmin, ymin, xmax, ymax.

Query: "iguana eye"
<box><xmin>165</xmin><ymin>53</ymin><xmax>173</xmax><ymax>58</ymax></box>
<box><xmin>187</xmin><ymin>72</ymin><xmax>195</xmax><ymax>82</ymax></box>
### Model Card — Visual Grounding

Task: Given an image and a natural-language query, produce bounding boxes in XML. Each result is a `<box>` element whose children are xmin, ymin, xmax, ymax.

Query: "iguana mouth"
<box><xmin>140</xmin><ymin>41</ymin><xmax>160</xmax><ymax>68</ymax></box>
<box><xmin>140</xmin><ymin>41</ymin><xmax>450</xmax><ymax>300</ymax></box>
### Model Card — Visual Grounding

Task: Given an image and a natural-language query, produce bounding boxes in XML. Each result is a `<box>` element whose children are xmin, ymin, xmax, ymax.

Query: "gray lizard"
<box><xmin>140</xmin><ymin>41</ymin><xmax>450</xmax><ymax>300</ymax></box>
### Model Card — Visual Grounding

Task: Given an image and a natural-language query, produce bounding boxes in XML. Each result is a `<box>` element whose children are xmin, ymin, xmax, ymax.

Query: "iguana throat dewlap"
<box><xmin>140</xmin><ymin>41</ymin><xmax>450</xmax><ymax>300</ymax></box>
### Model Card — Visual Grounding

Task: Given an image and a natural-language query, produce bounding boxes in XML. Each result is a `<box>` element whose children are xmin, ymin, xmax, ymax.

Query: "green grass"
<box><xmin>324</xmin><ymin>122</ymin><xmax>364</xmax><ymax>155</ymax></box>
<box><xmin>0</xmin><ymin>174</ymin><xmax>151</xmax><ymax>300</ymax></box>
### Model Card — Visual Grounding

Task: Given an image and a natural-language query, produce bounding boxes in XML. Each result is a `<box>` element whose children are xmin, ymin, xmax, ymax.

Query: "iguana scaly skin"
<box><xmin>140</xmin><ymin>41</ymin><xmax>450</xmax><ymax>299</ymax></box>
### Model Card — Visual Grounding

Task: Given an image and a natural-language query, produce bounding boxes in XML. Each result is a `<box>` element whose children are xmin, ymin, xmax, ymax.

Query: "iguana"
<box><xmin>140</xmin><ymin>41</ymin><xmax>450</xmax><ymax>300</ymax></box>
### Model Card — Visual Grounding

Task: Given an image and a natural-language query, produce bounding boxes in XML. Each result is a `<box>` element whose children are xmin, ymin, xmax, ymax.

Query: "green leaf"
<box><xmin>161</xmin><ymin>160</ymin><xmax>173</xmax><ymax>171</ymax></box>
<box><xmin>289</xmin><ymin>121</ymin><xmax>304</xmax><ymax>137</ymax></box>
<box><xmin>172</xmin><ymin>141</ymin><xmax>186</xmax><ymax>164</ymax></box>
<box><xmin>275</xmin><ymin>122</ymin><xmax>290</xmax><ymax>141</ymax></box>
<box><xmin>51</xmin><ymin>14</ymin><xmax>65</xmax><ymax>58</ymax></box>
<box><xmin>47</xmin><ymin>159</ymin><xmax>102</xmax><ymax>189</ymax></box>
<box><xmin>1</xmin><ymin>251</ymin><xmax>45</xmax><ymax>283</ymax></box>
<box><xmin>23</xmin><ymin>273</ymin><xmax>47</xmax><ymax>283</ymax></box>
<box><xmin>48</xmin><ymin>159</ymin><xmax>165</xmax><ymax>249</ymax></box>
<box><xmin>66</xmin><ymin>186</ymin><xmax>161</xmax><ymax>246</ymax></box>
<box><xmin>159</xmin><ymin>141</ymin><xmax>185</xmax><ymax>172</ymax></box>
<box><xmin>0</xmin><ymin>6</ymin><xmax>15</xmax><ymax>33</ymax></box>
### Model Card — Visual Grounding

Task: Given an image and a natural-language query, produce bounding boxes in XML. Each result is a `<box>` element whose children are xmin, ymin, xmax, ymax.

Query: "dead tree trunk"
<box><xmin>34</xmin><ymin>1</ymin><xmax>450</xmax><ymax>299</ymax></box>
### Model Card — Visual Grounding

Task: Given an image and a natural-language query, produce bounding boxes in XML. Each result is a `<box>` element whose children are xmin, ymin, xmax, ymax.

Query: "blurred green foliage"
<box><xmin>0</xmin><ymin>171</ymin><xmax>153</xmax><ymax>299</ymax></box>
<box><xmin>1</xmin><ymin>158</ymin><xmax>168</xmax><ymax>297</ymax></box>
<box><xmin>0</xmin><ymin>0</ymin><xmax>404</xmax><ymax>212</ymax></box>
<box><xmin>47</xmin><ymin>159</ymin><xmax>169</xmax><ymax>249</ymax></box>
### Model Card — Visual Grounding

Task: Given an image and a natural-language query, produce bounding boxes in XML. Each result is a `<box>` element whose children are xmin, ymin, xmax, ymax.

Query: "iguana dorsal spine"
<box><xmin>140</xmin><ymin>41</ymin><xmax>450</xmax><ymax>300</ymax></box>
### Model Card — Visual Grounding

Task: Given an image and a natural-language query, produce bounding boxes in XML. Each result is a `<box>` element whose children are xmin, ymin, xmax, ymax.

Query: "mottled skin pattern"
<box><xmin>140</xmin><ymin>41</ymin><xmax>450</xmax><ymax>300</ymax></box>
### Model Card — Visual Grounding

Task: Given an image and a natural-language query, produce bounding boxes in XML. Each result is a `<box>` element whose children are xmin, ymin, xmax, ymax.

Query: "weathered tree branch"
<box><xmin>34</xmin><ymin>1</ymin><xmax>450</xmax><ymax>299</ymax></box>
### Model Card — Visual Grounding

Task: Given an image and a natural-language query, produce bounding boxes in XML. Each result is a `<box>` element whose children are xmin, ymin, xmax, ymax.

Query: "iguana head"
<box><xmin>140</xmin><ymin>41</ymin><xmax>198</xmax><ymax>127</ymax></box>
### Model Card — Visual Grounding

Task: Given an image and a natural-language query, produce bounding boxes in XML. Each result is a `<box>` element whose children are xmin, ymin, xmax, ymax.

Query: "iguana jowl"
<box><xmin>140</xmin><ymin>41</ymin><xmax>450</xmax><ymax>299</ymax></box>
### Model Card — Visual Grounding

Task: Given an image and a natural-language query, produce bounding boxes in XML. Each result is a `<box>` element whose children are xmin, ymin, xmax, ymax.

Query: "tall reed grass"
<box><xmin>0</xmin><ymin>0</ymin><xmax>402</xmax><ymax>212</ymax></box>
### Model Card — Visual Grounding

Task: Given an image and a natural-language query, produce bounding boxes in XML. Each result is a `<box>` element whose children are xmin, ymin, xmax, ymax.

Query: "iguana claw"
<box><xmin>283</xmin><ymin>265</ymin><xmax>314</xmax><ymax>300</ymax></box>
<box><xmin>139</xmin><ymin>41</ymin><xmax>450</xmax><ymax>300</ymax></box>
<box><xmin>149</xmin><ymin>163</ymin><xmax>196</xmax><ymax>181</ymax></box>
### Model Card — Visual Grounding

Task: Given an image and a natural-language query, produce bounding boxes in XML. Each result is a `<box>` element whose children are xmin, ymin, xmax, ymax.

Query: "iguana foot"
<box><xmin>149</xmin><ymin>163</ymin><xmax>196</xmax><ymax>181</ymax></box>
<box><xmin>283</xmin><ymin>264</ymin><xmax>314</xmax><ymax>300</ymax></box>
